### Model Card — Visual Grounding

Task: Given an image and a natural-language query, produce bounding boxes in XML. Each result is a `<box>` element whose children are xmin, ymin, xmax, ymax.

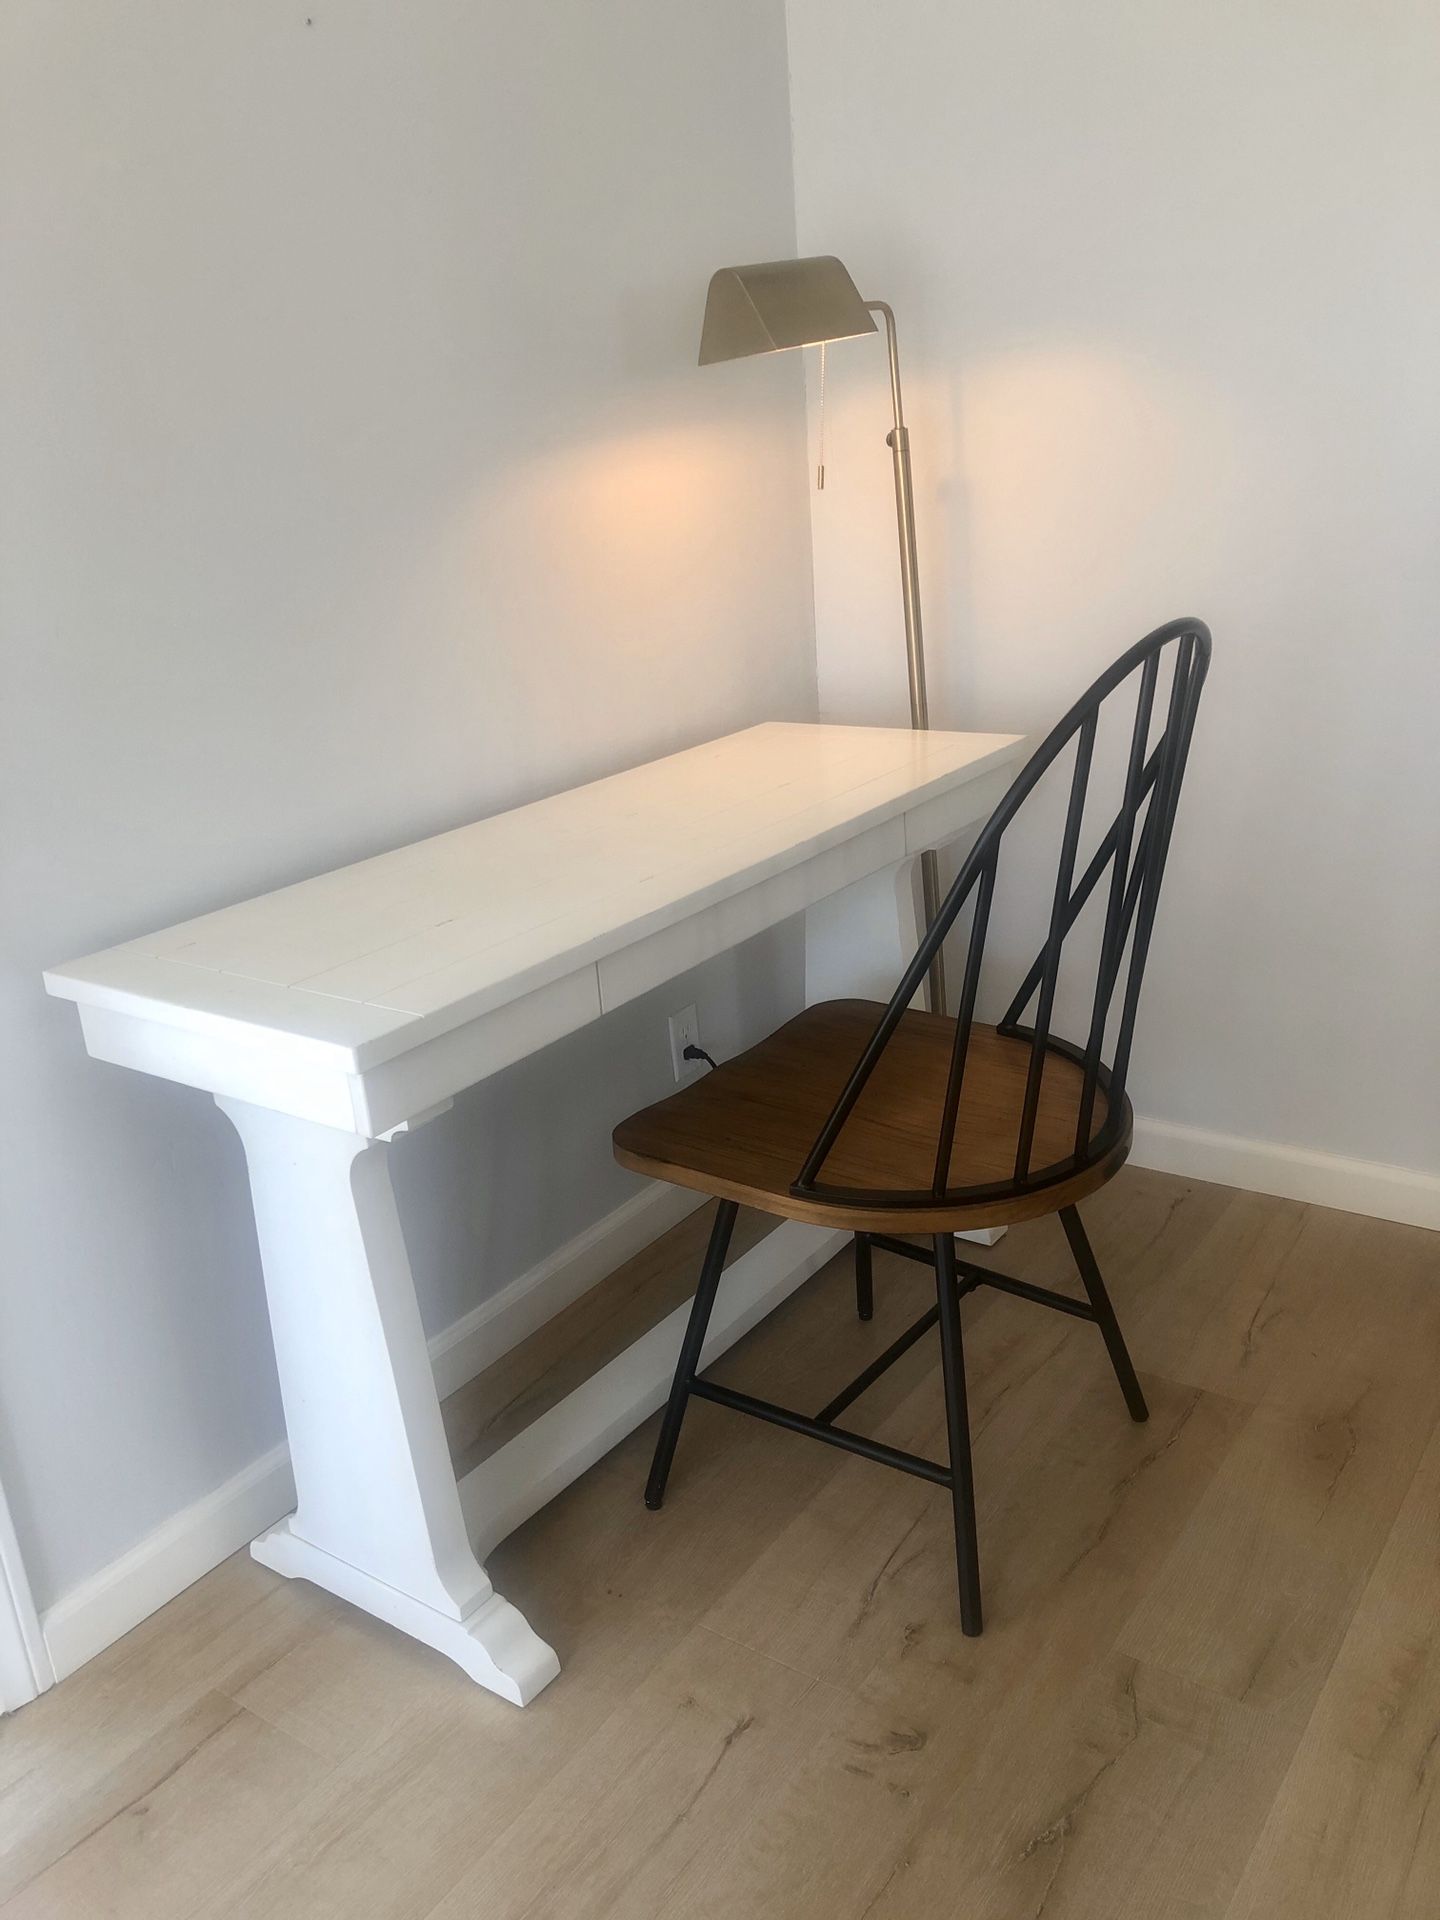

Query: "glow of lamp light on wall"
<box><xmin>964</xmin><ymin>351</ymin><xmax>1181</xmax><ymax>529</ymax></box>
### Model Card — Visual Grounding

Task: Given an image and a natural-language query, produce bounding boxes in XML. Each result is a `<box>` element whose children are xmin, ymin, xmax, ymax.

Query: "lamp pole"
<box><xmin>865</xmin><ymin>300</ymin><xmax>947</xmax><ymax>1016</ymax></box>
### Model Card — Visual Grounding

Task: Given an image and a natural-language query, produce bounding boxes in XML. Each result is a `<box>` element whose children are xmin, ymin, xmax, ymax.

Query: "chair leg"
<box><xmin>854</xmin><ymin>1233</ymin><xmax>874</xmax><ymax>1322</ymax></box>
<box><xmin>1060</xmin><ymin>1205</ymin><xmax>1149</xmax><ymax>1423</ymax></box>
<box><xmin>645</xmin><ymin>1200</ymin><xmax>740</xmax><ymax>1510</ymax></box>
<box><xmin>933</xmin><ymin>1233</ymin><xmax>983</xmax><ymax>1636</ymax></box>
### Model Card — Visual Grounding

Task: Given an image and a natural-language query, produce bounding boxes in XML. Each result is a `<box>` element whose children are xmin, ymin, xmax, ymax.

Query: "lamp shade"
<box><xmin>698</xmin><ymin>255</ymin><xmax>877</xmax><ymax>365</ymax></box>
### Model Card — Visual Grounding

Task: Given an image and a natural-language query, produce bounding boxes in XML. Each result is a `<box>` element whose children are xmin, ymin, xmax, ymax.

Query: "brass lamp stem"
<box><xmin>865</xmin><ymin>300</ymin><xmax>947</xmax><ymax>1016</ymax></box>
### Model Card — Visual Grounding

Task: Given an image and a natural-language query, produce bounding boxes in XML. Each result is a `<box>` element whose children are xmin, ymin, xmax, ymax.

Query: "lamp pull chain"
<box><xmin>815</xmin><ymin>340</ymin><xmax>826</xmax><ymax>491</ymax></box>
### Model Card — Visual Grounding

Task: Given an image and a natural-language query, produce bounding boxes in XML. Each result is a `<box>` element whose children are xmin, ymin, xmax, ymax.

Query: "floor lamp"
<box><xmin>698</xmin><ymin>254</ymin><xmax>948</xmax><ymax>1014</ymax></box>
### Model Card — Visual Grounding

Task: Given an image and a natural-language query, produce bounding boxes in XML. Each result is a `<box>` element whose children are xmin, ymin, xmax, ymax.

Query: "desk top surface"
<box><xmin>45</xmin><ymin>722</ymin><xmax>1023</xmax><ymax>1067</ymax></box>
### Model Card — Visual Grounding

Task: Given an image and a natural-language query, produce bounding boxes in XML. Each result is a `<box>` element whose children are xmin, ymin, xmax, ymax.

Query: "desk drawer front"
<box><xmin>596</xmin><ymin>819</ymin><xmax>905</xmax><ymax>1014</ymax></box>
<box><xmin>353</xmin><ymin>966</ymin><xmax>603</xmax><ymax>1137</ymax></box>
<box><xmin>903</xmin><ymin>765</ymin><xmax>1014</xmax><ymax>857</ymax></box>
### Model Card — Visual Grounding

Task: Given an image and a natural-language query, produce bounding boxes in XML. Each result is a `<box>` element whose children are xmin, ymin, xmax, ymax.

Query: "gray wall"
<box><xmin>0</xmin><ymin>0</ymin><xmax>815</xmax><ymax>1607</ymax></box>
<box><xmin>787</xmin><ymin>0</ymin><xmax>1440</xmax><ymax>1170</ymax></box>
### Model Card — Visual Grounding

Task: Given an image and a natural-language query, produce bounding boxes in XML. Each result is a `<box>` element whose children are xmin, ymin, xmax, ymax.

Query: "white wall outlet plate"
<box><xmin>667</xmin><ymin>1004</ymin><xmax>703</xmax><ymax>1082</ymax></box>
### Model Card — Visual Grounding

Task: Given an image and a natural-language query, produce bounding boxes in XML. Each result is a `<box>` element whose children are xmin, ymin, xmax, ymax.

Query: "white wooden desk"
<box><xmin>45</xmin><ymin>721</ymin><xmax>1023</xmax><ymax>1704</ymax></box>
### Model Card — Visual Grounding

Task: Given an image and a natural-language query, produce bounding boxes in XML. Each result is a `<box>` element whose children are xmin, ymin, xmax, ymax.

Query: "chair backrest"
<box><xmin>793</xmin><ymin>617</ymin><xmax>1212</xmax><ymax>1209</ymax></box>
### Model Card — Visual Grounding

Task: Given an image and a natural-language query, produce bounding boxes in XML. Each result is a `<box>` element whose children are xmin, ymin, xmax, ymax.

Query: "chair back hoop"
<box><xmin>792</xmin><ymin>618</ymin><xmax>1212</xmax><ymax>1210</ymax></box>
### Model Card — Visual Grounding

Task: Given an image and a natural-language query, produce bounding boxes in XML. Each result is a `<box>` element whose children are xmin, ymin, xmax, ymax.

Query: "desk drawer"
<box><xmin>596</xmin><ymin>818</ymin><xmax>905</xmax><ymax>1013</ymax></box>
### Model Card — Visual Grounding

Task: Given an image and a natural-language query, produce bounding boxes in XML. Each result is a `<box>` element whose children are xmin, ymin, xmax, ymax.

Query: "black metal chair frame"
<box><xmin>643</xmin><ymin>619</ymin><xmax>1212</xmax><ymax>1637</ymax></box>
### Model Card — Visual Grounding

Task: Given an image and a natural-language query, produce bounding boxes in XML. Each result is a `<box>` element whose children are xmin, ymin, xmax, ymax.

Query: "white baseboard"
<box><xmin>427</xmin><ymin>1183</ymin><xmax>705</xmax><ymax>1401</ymax></box>
<box><xmin>1131</xmin><ymin>1115</ymin><xmax>1440</xmax><ymax>1233</ymax></box>
<box><xmin>42</xmin><ymin>1443</ymin><xmax>295</xmax><ymax>1684</ymax></box>
<box><xmin>37</xmin><ymin>1180</ymin><xmax>705</xmax><ymax>1687</ymax></box>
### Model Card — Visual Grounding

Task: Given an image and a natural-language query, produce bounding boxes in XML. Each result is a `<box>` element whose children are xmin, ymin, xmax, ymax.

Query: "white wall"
<box><xmin>0</xmin><ymin>0</ymin><xmax>815</xmax><ymax>1609</ymax></box>
<box><xmin>786</xmin><ymin>0</ymin><xmax>1440</xmax><ymax>1177</ymax></box>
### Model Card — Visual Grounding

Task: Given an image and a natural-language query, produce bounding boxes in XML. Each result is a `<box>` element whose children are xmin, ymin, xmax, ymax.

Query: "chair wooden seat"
<box><xmin>614</xmin><ymin>999</ymin><xmax>1132</xmax><ymax>1232</ymax></box>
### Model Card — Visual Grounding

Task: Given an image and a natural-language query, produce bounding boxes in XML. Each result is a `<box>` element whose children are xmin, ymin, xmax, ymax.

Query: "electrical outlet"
<box><xmin>667</xmin><ymin>1004</ymin><xmax>702</xmax><ymax>1083</ymax></box>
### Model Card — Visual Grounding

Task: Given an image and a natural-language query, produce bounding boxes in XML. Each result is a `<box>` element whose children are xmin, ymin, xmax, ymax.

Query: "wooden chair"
<box><xmin>613</xmin><ymin>620</ymin><xmax>1211</xmax><ymax>1635</ymax></box>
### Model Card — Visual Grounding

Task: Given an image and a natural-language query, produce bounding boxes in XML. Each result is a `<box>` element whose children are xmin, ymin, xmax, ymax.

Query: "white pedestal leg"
<box><xmin>803</xmin><ymin>858</ymin><xmax>1004</xmax><ymax>1249</ymax></box>
<box><xmin>218</xmin><ymin>1098</ymin><xmax>559</xmax><ymax>1705</ymax></box>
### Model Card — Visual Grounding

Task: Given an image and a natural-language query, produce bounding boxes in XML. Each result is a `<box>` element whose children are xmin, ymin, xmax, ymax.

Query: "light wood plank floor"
<box><xmin>5</xmin><ymin>1168</ymin><xmax>1440</xmax><ymax>1919</ymax></box>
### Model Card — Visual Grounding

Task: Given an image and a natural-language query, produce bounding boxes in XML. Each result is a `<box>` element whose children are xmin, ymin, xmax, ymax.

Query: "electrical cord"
<box><xmin>682</xmin><ymin>1044</ymin><xmax>719</xmax><ymax>1072</ymax></box>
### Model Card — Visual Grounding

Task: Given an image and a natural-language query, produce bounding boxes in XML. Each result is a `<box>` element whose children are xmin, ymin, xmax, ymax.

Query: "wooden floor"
<box><xmin>5</xmin><ymin>1168</ymin><xmax>1440</xmax><ymax>1919</ymax></box>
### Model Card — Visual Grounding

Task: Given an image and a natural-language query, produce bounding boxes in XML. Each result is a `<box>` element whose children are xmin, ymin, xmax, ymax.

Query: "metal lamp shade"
<box><xmin>697</xmin><ymin>255</ymin><xmax>878</xmax><ymax>365</ymax></box>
